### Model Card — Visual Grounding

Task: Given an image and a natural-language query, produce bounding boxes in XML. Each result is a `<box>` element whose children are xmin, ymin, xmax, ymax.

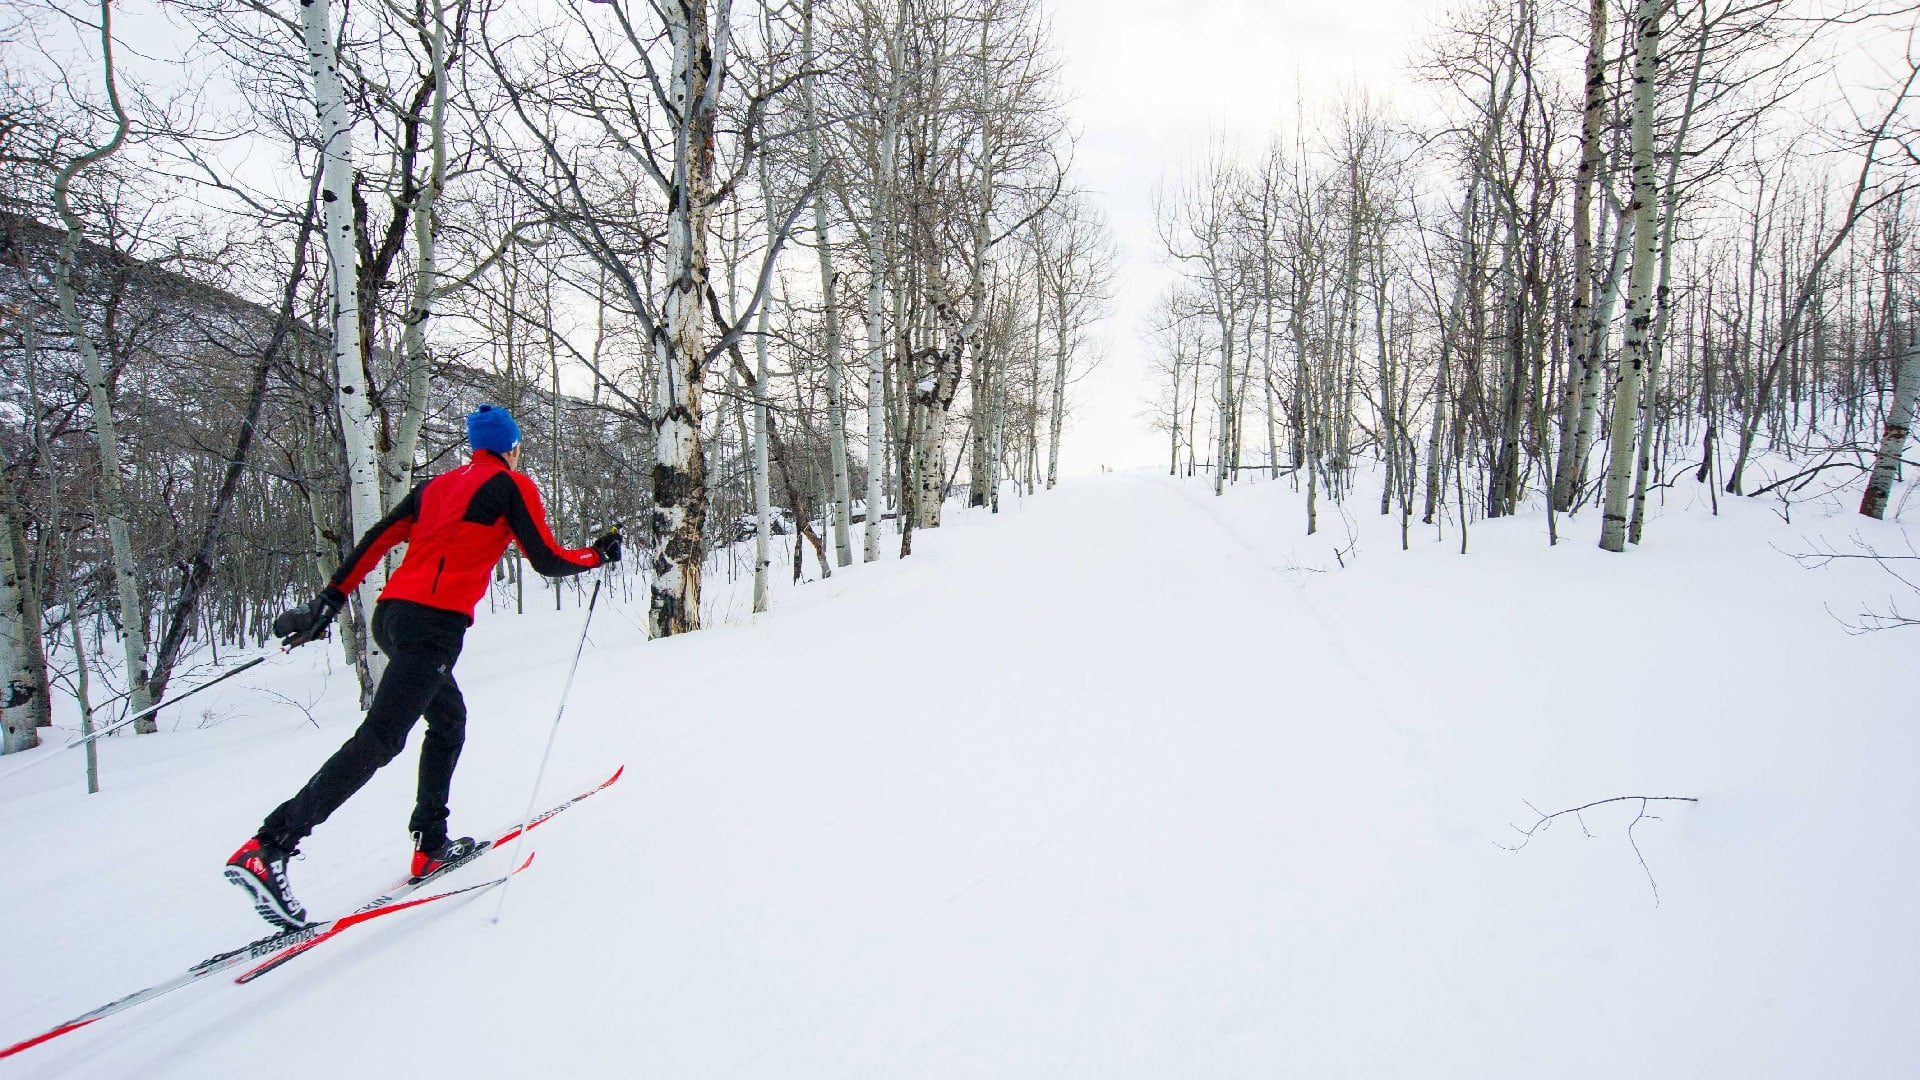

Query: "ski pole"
<box><xmin>0</xmin><ymin>655</ymin><xmax>272</xmax><ymax>783</ymax></box>
<box><xmin>491</xmin><ymin>566</ymin><xmax>606</xmax><ymax>924</ymax></box>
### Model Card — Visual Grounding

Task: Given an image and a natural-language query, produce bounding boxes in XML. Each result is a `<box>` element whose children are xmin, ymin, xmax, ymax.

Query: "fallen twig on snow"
<box><xmin>1500</xmin><ymin>794</ymin><xmax>1699</xmax><ymax>905</ymax></box>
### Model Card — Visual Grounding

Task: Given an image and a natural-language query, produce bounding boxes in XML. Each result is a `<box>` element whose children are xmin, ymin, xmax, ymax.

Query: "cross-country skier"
<box><xmin>224</xmin><ymin>404</ymin><xmax>621</xmax><ymax>928</ymax></box>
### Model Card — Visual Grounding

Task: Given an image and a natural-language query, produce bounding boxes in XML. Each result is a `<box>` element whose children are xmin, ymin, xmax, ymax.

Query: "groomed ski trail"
<box><xmin>4</xmin><ymin>471</ymin><xmax>1916</xmax><ymax>1078</ymax></box>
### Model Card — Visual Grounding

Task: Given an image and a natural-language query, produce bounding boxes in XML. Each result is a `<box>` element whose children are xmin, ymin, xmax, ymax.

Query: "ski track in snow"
<box><xmin>1</xmin><ymin>470</ymin><xmax>1915</xmax><ymax>1078</ymax></box>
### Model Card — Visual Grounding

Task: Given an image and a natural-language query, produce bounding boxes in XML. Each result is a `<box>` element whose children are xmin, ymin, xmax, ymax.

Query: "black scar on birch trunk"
<box><xmin>650</xmin><ymin>460</ymin><xmax>707</xmax><ymax>635</ymax></box>
<box><xmin>1860</xmin><ymin>421</ymin><xmax>1908</xmax><ymax>519</ymax></box>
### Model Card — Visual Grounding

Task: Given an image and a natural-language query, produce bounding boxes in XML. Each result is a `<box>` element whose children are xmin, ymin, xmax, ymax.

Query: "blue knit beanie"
<box><xmin>467</xmin><ymin>405</ymin><xmax>521</xmax><ymax>454</ymax></box>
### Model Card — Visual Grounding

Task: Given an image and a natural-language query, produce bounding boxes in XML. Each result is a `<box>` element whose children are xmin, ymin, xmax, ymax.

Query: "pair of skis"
<box><xmin>237</xmin><ymin>762</ymin><xmax>622</xmax><ymax>983</ymax></box>
<box><xmin>0</xmin><ymin>765</ymin><xmax>623</xmax><ymax>1062</ymax></box>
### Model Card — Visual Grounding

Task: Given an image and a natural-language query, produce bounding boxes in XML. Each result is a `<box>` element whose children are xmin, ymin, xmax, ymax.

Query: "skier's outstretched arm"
<box><xmin>495</xmin><ymin>472</ymin><xmax>613</xmax><ymax>577</ymax></box>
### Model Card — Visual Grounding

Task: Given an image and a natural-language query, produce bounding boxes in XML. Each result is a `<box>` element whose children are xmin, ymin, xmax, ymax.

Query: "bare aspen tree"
<box><xmin>1861</xmin><ymin>199</ymin><xmax>1914</xmax><ymax>520</ymax></box>
<box><xmin>1147</xmin><ymin>289</ymin><xmax>1199</xmax><ymax>475</ymax></box>
<box><xmin>1043</xmin><ymin>214</ymin><xmax>1072</xmax><ymax>490</ymax></box>
<box><xmin>1599</xmin><ymin>0</ymin><xmax>1665</xmax><ymax>553</ymax></box>
<box><xmin>1861</xmin><ymin>336</ymin><xmax>1920</xmax><ymax>516</ymax></box>
<box><xmin>0</xmin><ymin>465</ymin><xmax>35</xmax><ymax>753</ymax></box>
<box><xmin>1420</xmin><ymin>145</ymin><xmax>1488</xmax><ymax>528</ymax></box>
<box><xmin>803</xmin><ymin>0</ymin><xmax>854</xmax><ymax>567</ymax></box>
<box><xmin>388</xmin><ymin>0</ymin><xmax>458</xmax><ymax>505</ymax></box>
<box><xmin>2</xmin><ymin>507</ymin><xmax>49</xmax><ymax>738</ymax></box>
<box><xmin>958</xmin><ymin>0</ymin><xmax>1064</xmax><ymax>517</ymax></box>
<box><xmin>51</xmin><ymin>0</ymin><xmax>154</xmax><ymax>730</ymax></box>
<box><xmin>909</xmin><ymin>312</ymin><xmax>964</xmax><ymax>526</ymax></box>
<box><xmin>1038</xmin><ymin>191</ymin><xmax>1114</xmax><ymax>489</ymax></box>
<box><xmin>648</xmin><ymin>0</ymin><xmax>722</xmax><ymax>632</ymax></box>
<box><xmin>954</xmin><ymin>9</ymin><xmax>1006</xmax><ymax>520</ymax></box>
<box><xmin>0</xmin><ymin>244</ymin><xmax>53</xmax><ymax>739</ymax></box>
<box><xmin>2</xmin><ymin>291</ymin><xmax>52</xmax><ymax>743</ymax></box>
<box><xmin>1553</xmin><ymin>0</ymin><xmax>1611</xmax><ymax>511</ymax></box>
<box><xmin>1255</xmin><ymin>150</ymin><xmax>1282</xmax><ymax>485</ymax></box>
<box><xmin>863</xmin><ymin>3</ymin><xmax>903</xmax><ymax>563</ymax></box>
<box><xmin>1628</xmin><ymin>0</ymin><xmax>1709</xmax><ymax>542</ymax></box>
<box><xmin>1156</xmin><ymin>147</ymin><xmax>1243</xmax><ymax>498</ymax></box>
<box><xmin>752</xmin><ymin>152</ymin><xmax>775</xmax><ymax>614</ymax></box>
<box><xmin>477</xmin><ymin>0</ymin><xmax>813</xmax><ymax>633</ymax></box>
<box><xmin>986</xmin><ymin>305</ymin><xmax>1008</xmax><ymax>512</ymax></box>
<box><xmin>298</xmin><ymin>0</ymin><xmax>386</xmax><ymax>669</ymax></box>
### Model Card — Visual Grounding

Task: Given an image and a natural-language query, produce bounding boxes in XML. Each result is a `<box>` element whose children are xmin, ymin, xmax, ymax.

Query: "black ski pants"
<box><xmin>260</xmin><ymin>599</ymin><xmax>470</xmax><ymax>853</ymax></box>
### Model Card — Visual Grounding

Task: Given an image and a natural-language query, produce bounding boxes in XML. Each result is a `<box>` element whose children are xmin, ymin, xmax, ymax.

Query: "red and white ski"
<box><xmin>0</xmin><ymin>858</ymin><xmax>530</xmax><ymax>1061</ymax></box>
<box><xmin>0</xmin><ymin>765</ymin><xmax>622</xmax><ymax>1062</ymax></box>
<box><xmin>232</xmin><ymin>851</ymin><xmax>535</xmax><ymax>983</ymax></box>
<box><xmin>237</xmin><ymin>764</ymin><xmax>625</xmax><ymax>982</ymax></box>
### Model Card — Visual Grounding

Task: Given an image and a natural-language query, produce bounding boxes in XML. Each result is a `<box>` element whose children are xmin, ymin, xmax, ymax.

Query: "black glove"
<box><xmin>272</xmin><ymin>588</ymin><xmax>346</xmax><ymax>648</ymax></box>
<box><xmin>591</xmin><ymin>526</ymin><xmax>623</xmax><ymax>565</ymax></box>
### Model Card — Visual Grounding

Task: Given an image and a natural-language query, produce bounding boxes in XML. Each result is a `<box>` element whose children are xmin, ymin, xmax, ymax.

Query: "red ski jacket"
<box><xmin>326</xmin><ymin>451</ymin><xmax>601</xmax><ymax>621</ymax></box>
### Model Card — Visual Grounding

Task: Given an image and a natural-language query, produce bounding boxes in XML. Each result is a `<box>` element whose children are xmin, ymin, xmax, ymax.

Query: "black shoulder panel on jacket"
<box><xmin>462</xmin><ymin>472</ymin><xmax>517</xmax><ymax>526</ymax></box>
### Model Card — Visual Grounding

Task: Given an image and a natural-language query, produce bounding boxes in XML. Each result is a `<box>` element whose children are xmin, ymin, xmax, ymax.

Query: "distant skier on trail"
<box><xmin>225</xmin><ymin>405</ymin><xmax>621</xmax><ymax>929</ymax></box>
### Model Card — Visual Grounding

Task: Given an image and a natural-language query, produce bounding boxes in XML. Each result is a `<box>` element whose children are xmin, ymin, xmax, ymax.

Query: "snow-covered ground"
<box><xmin>2</xmin><ymin>468</ymin><xmax>1914</xmax><ymax>1077</ymax></box>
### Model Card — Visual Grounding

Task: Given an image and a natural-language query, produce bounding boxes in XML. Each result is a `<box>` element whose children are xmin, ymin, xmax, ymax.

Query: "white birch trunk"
<box><xmin>803</xmin><ymin>0</ymin><xmax>853</xmax><ymax>568</ymax></box>
<box><xmin>1046</xmin><ymin>255</ymin><xmax>1069</xmax><ymax>487</ymax></box>
<box><xmin>1567</xmin><ymin>205</ymin><xmax>1632</xmax><ymax>505</ymax></box>
<box><xmin>8</xmin><ymin>285</ymin><xmax>52</xmax><ymax>736</ymax></box>
<box><xmin>1599</xmin><ymin>0</ymin><xmax>1663</xmax><ymax>553</ymax></box>
<box><xmin>961</xmin><ymin>19</ymin><xmax>1002</xmax><ymax>513</ymax></box>
<box><xmin>1046</xmin><ymin>326</ymin><xmax>1069</xmax><ymax>490</ymax></box>
<box><xmin>751</xmin><ymin>157</ymin><xmax>774</xmax><ymax>614</ymax></box>
<box><xmin>1629</xmin><ymin>0</ymin><xmax>1707</xmax><ymax>542</ymax></box>
<box><xmin>300</xmin><ymin>0</ymin><xmax>386</xmax><ymax>669</ymax></box>
<box><xmin>0</xmin><ymin>467</ymin><xmax>36</xmax><ymax>753</ymax></box>
<box><xmin>1334</xmin><ymin>155</ymin><xmax>1365</xmax><ymax>489</ymax></box>
<box><xmin>863</xmin><ymin>23</ymin><xmax>901</xmax><ymax>563</ymax></box>
<box><xmin>968</xmin><ymin>353</ymin><xmax>993</xmax><ymax>506</ymax></box>
<box><xmin>1861</xmin><ymin>304</ymin><xmax>1917</xmax><ymax>519</ymax></box>
<box><xmin>51</xmin><ymin>0</ymin><xmax>153</xmax><ymax>731</ymax></box>
<box><xmin>912</xmin><ymin>354</ymin><xmax>951</xmax><ymax>529</ymax></box>
<box><xmin>1214</xmin><ymin>311</ymin><xmax>1234</xmax><ymax>497</ymax></box>
<box><xmin>912</xmin><ymin>318</ymin><xmax>964</xmax><ymax>530</ymax></box>
<box><xmin>650</xmin><ymin>0</ymin><xmax>719</xmax><ymax>635</ymax></box>
<box><xmin>1422</xmin><ymin>162</ymin><xmax>1484</xmax><ymax>527</ymax></box>
<box><xmin>995</xmin><ymin>350</ymin><xmax>1009</xmax><ymax>510</ymax></box>
<box><xmin>925</xmin><ymin>195</ymin><xmax>992</xmax><ymax>529</ymax></box>
<box><xmin>389</xmin><ymin>0</ymin><xmax>451</xmax><ymax>506</ymax></box>
<box><xmin>1553</xmin><ymin>0</ymin><xmax>1610</xmax><ymax>511</ymax></box>
<box><xmin>30</xmin><ymin>312</ymin><xmax>98</xmax><ymax>786</ymax></box>
<box><xmin>1168</xmin><ymin>344</ymin><xmax>1183</xmax><ymax>475</ymax></box>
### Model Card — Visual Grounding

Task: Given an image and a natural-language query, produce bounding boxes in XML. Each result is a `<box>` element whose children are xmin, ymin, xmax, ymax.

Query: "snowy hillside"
<box><xmin>3</xmin><ymin>471</ymin><xmax>1915</xmax><ymax>1077</ymax></box>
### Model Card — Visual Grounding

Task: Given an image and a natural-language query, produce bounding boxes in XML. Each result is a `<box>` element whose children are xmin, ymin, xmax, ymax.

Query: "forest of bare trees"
<box><xmin>1149</xmin><ymin>0</ymin><xmax>1918</xmax><ymax>553</ymax></box>
<box><xmin>6</xmin><ymin>0</ymin><xmax>1915</xmax><ymax>761</ymax></box>
<box><xmin>0</xmin><ymin>0</ymin><xmax>1113</xmax><ymax>753</ymax></box>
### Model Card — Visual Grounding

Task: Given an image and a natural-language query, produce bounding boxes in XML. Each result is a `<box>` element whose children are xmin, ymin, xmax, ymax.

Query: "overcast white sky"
<box><xmin>1038</xmin><ymin>0</ymin><xmax>1438</xmax><ymax>475</ymax></box>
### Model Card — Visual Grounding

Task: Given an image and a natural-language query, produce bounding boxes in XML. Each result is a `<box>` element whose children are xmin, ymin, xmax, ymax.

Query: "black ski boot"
<box><xmin>410</xmin><ymin>835</ymin><xmax>483</xmax><ymax>882</ymax></box>
<box><xmin>225</xmin><ymin>837</ymin><xmax>309</xmax><ymax>929</ymax></box>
